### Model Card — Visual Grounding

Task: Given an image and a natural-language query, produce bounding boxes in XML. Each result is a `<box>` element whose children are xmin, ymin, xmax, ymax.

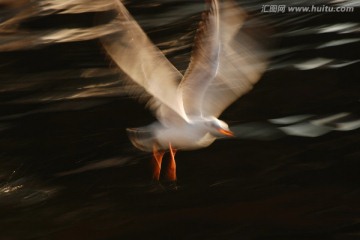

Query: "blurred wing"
<box><xmin>180</xmin><ymin>0</ymin><xmax>220</xmax><ymax>117</ymax></box>
<box><xmin>201</xmin><ymin>0</ymin><xmax>267</xmax><ymax>118</ymax></box>
<box><xmin>101</xmin><ymin>0</ymin><xmax>188</xmax><ymax>124</ymax></box>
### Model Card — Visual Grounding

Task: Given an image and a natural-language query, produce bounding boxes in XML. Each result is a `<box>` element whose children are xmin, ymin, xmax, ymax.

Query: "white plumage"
<box><xmin>101</xmin><ymin>0</ymin><xmax>267</xmax><ymax>181</ymax></box>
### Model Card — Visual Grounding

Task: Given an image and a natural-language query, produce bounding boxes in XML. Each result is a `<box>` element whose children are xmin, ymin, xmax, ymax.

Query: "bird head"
<box><xmin>205</xmin><ymin>117</ymin><xmax>234</xmax><ymax>137</ymax></box>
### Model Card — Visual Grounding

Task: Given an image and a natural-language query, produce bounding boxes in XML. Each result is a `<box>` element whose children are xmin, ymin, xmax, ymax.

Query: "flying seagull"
<box><xmin>101</xmin><ymin>0</ymin><xmax>267</xmax><ymax>182</ymax></box>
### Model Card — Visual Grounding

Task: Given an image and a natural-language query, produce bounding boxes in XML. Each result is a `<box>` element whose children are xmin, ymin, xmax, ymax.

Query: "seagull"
<box><xmin>101</xmin><ymin>0</ymin><xmax>267</xmax><ymax>182</ymax></box>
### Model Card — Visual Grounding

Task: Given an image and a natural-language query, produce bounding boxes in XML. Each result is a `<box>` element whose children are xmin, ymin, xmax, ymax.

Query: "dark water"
<box><xmin>0</xmin><ymin>1</ymin><xmax>359</xmax><ymax>239</ymax></box>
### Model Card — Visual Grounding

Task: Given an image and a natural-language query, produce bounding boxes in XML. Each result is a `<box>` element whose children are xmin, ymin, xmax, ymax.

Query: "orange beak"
<box><xmin>218</xmin><ymin>128</ymin><xmax>234</xmax><ymax>137</ymax></box>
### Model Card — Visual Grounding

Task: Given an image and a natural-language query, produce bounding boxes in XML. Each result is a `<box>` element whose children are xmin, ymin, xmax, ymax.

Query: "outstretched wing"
<box><xmin>201</xmin><ymin>0</ymin><xmax>267</xmax><ymax>118</ymax></box>
<box><xmin>179</xmin><ymin>0</ymin><xmax>221</xmax><ymax>117</ymax></box>
<box><xmin>100</xmin><ymin>0</ymin><xmax>189</xmax><ymax>124</ymax></box>
<box><xmin>179</xmin><ymin>0</ymin><xmax>266</xmax><ymax>118</ymax></box>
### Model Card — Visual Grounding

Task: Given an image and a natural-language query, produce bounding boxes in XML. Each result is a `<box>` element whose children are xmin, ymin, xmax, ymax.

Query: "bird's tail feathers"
<box><xmin>126</xmin><ymin>127</ymin><xmax>156</xmax><ymax>152</ymax></box>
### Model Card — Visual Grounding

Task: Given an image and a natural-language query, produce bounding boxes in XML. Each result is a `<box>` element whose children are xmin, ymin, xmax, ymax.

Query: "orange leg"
<box><xmin>152</xmin><ymin>145</ymin><xmax>165</xmax><ymax>181</ymax></box>
<box><xmin>165</xmin><ymin>143</ymin><xmax>177</xmax><ymax>181</ymax></box>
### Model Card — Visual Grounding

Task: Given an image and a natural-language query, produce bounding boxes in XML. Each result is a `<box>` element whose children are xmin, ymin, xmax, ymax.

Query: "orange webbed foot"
<box><xmin>164</xmin><ymin>143</ymin><xmax>177</xmax><ymax>182</ymax></box>
<box><xmin>152</xmin><ymin>145</ymin><xmax>165</xmax><ymax>181</ymax></box>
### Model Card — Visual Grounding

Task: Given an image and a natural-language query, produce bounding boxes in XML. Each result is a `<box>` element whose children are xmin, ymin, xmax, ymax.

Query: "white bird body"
<box><xmin>128</xmin><ymin>116</ymin><xmax>230</xmax><ymax>152</ymax></box>
<box><xmin>155</xmin><ymin>122</ymin><xmax>216</xmax><ymax>150</ymax></box>
<box><xmin>101</xmin><ymin>0</ymin><xmax>267</xmax><ymax>181</ymax></box>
